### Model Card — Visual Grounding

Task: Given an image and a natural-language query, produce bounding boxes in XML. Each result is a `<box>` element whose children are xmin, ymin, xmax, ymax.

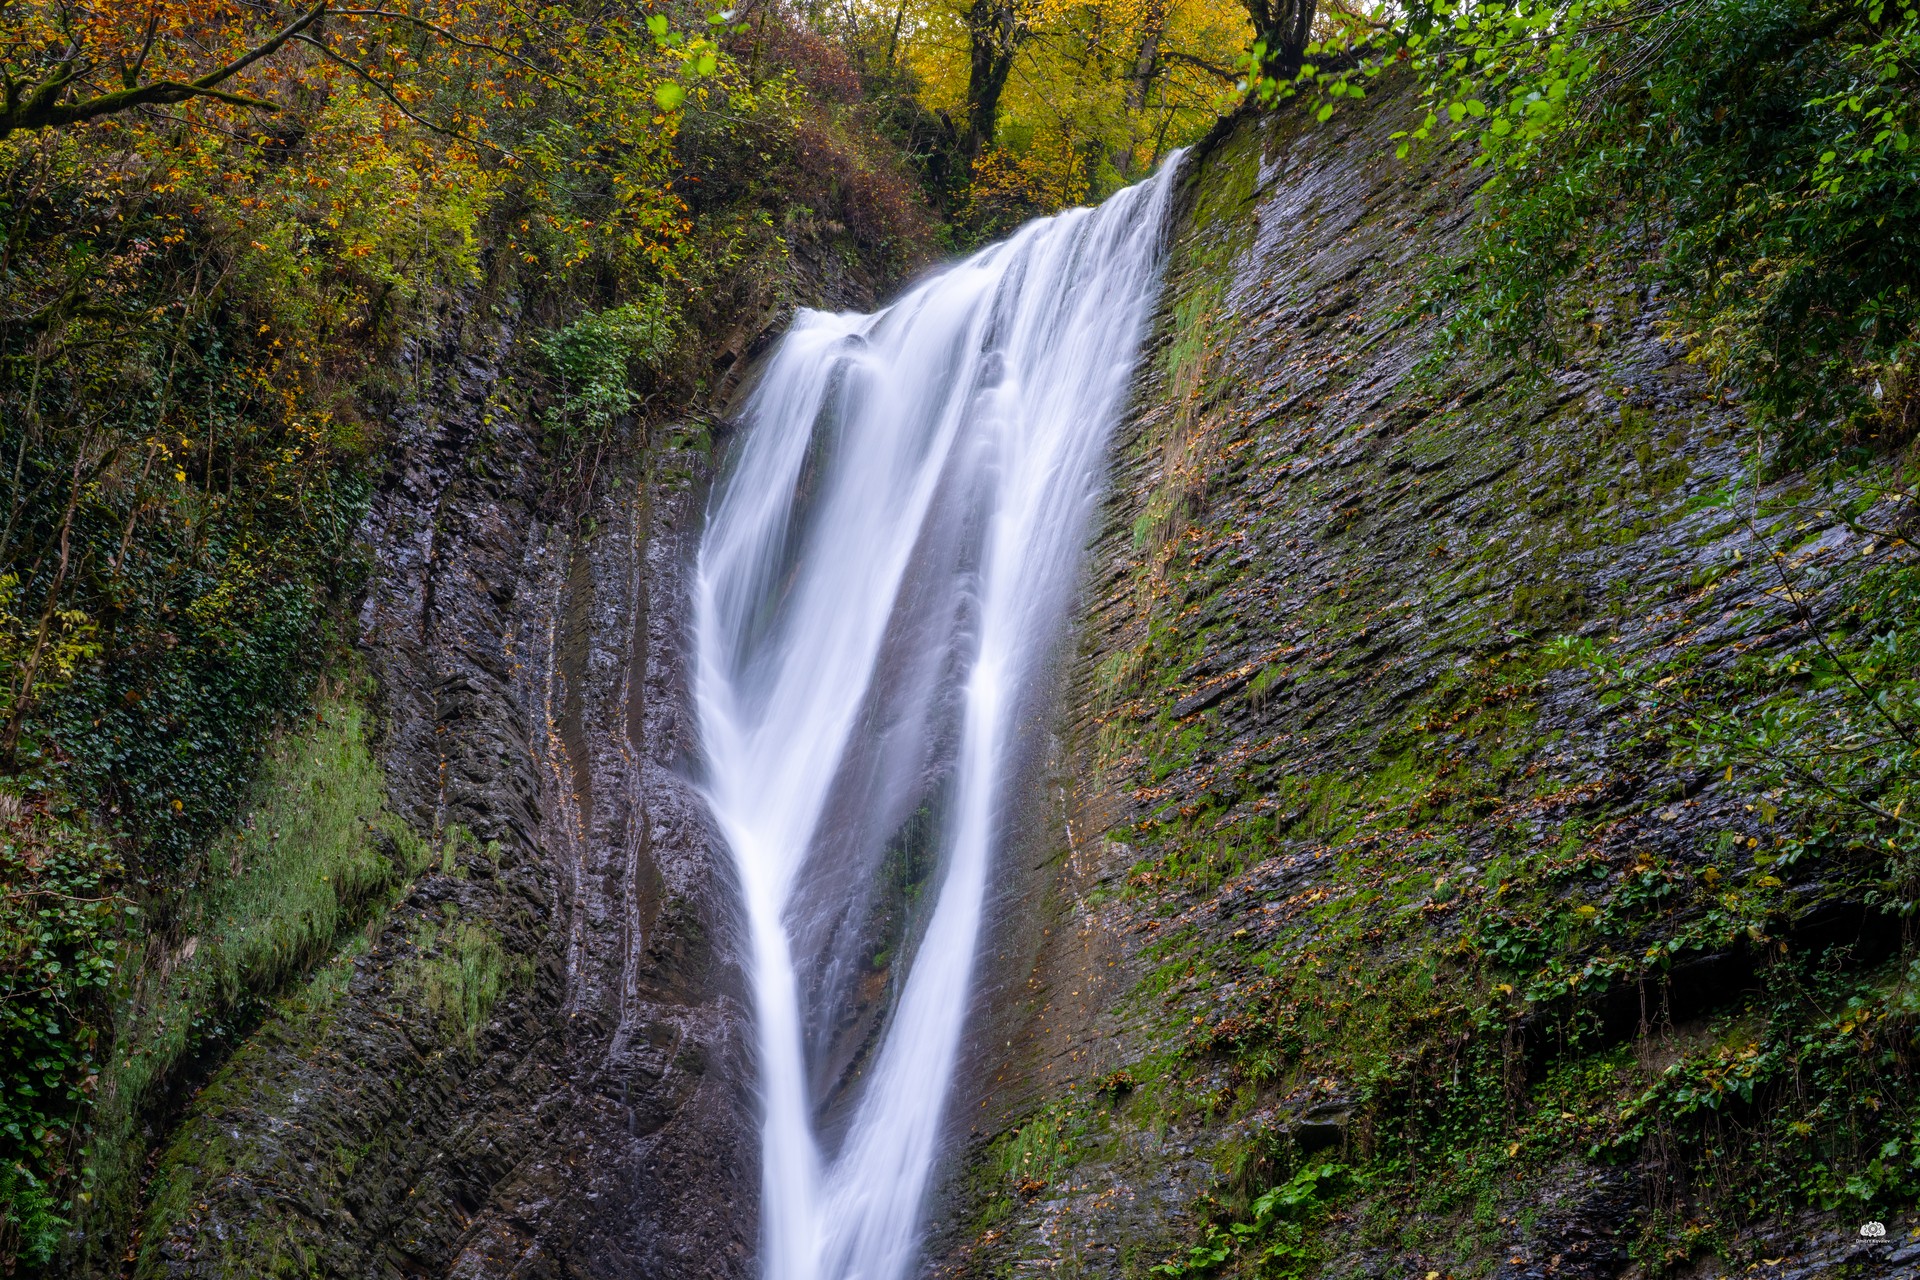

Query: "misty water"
<box><xmin>693</xmin><ymin>154</ymin><xmax>1184</xmax><ymax>1280</ymax></box>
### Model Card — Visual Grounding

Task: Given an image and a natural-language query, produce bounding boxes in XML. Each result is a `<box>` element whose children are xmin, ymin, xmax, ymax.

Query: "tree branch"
<box><xmin>1157</xmin><ymin>48</ymin><xmax>1242</xmax><ymax>80</ymax></box>
<box><xmin>0</xmin><ymin>2</ymin><xmax>329</xmax><ymax>140</ymax></box>
<box><xmin>332</xmin><ymin>8</ymin><xmax>578</xmax><ymax>87</ymax></box>
<box><xmin>292</xmin><ymin>32</ymin><xmax>508</xmax><ymax>156</ymax></box>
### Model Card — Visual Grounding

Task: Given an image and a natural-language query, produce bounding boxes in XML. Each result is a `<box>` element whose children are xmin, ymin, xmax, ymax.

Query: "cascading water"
<box><xmin>693</xmin><ymin>154</ymin><xmax>1183</xmax><ymax>1280</ymax></box>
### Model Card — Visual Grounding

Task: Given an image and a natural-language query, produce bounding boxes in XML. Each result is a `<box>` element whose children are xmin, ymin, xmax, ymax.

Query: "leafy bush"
<box><xmin>1150</xmin><ymin>1162</ymin><xmax>1348</xmax><ymax>1276</ymax></box>
<box><xmin>0</xmin><ymin>802</ymin><xmax>123</xmax><ymax>1267</ymax></box>
<box><xmin>538</xmin><ymin>292</ymin><xmax>681</xmax><ymax>438</ymax></box>
<box><xmin>1401</xmin><ymin>0</ymin><xmax>1920</xmax><ymax>463</ymax></box>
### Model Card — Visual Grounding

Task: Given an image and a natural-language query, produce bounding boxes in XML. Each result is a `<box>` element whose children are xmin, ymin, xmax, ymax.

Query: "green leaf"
<box><xmin>654</xmin><ymin>82</ymin><xmax>687</xmax><ymax>110</ymax></box>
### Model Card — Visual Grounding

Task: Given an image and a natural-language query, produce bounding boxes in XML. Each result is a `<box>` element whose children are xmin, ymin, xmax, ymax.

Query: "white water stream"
<box><xmin>693</xmin><ymin>155</ymin><xmax>1183</xmax><ymax>1280</ymax></box>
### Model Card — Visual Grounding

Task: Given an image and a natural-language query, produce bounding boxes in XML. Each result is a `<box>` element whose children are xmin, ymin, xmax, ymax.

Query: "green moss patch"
<box><xmin>72</xmin><ymin>680</ymin><xmax>428</xmax><ymax>1272</ymax></box>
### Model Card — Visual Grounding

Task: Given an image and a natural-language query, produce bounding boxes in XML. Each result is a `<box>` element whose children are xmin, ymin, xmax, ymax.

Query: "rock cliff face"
<box><xmin>132</xmin><ymin>300</ymin><xmax>753</xmax><ymax>1278</ymax></box>
<box><xmin>109</xmin><ymin>142</ymin><xmax>921</xmax><ymax>1269</ymax></box>
<box><xmin>929</xmin><ymin>83</ymin><xmax>1914</xmax><ymax>1277</ymax></box>
<box><xmin>129</xmin><ymin>79</ymin><xmax>1914</xmax><ymax>1280</ymax></box>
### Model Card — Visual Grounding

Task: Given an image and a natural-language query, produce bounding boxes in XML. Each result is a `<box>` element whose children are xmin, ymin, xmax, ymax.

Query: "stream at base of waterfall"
<box><xmin>693</xmin><ymin>154</ymin><xmax>1184</xmax><ymax>1280</ymax></box>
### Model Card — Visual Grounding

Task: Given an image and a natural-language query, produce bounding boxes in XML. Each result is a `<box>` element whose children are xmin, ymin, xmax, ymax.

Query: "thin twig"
<box><xmin>1611</xmin><ymin>668</ymin><xmax>1906</xmax><ymax>827</ymax></box>
<box><xmin>332</xmin><ymin>8</ymin><xmax>584</xmax><ymax>88</ymax></box>
<box><xmin>1749</xmin><ymin>512</ymin><xmax>1920</xmax><ymax>752</ymax></box>
<box><xmin>293</xmin><ymin>33</ymin><xmax>510</xmax><ymax>156</ymax></box>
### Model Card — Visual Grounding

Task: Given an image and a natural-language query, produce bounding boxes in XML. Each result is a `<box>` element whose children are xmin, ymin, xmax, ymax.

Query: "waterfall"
<box><xmin>693</xmin><ymin>154</ymin><xmax>1183</xmax><ymax>1280</ymax></box>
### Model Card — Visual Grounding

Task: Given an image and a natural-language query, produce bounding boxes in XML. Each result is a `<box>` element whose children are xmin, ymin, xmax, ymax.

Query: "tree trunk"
<box><xmin>1127</xmin><ymin>0</ymin><xmax>1167</xmax><ymax>114</ymax></box>
<box><xmin>1249</xmin><ymin>0</ymin><xmax>1316</xmax><ymax>75</ymax></box>
<box><xmin>1112</xmin><ymin>0</ymin><xmax>1168</xmax><ymax>177</ymax></box>
<box><xmin>887</xmin><ymin>0</ymin><xmax>908</xmax><ymax>66</ymax></box>
<box><xmin>962</xmin><ymin>0</ymin><xmax>1023</xmax><ymax>164</ymax></box>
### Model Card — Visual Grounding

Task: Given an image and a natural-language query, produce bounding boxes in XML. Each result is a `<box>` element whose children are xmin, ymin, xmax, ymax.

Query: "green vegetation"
<box><xmin>1405</xmin><ymin>0</ymin><xmax>1919</xmax><ymax>464</ymax></box>
<box><xmin>1095</xmin><ymin>433</ymin><xmax>1920</xmax><ymax>1268</ymax></box>
<box><xmin>133</xmin><ymin>936</ymin><xmax>371</xmax><ymax>1280</ymax></box>
<box><xmin>78</xmin><ymin>687</ymin><xmax>426</xmax><ymax>1250</ymax></box>
<box><xmin>1084</xmin><ymin>521</ymin><xmax>1920</xmax><ymax>1271</ymax></box>
<box><xmin>0</xmin><ymin>808</ymin><xmax>121</xmax><ymax>1267</ymax></box>
<box><xmin>1151</xmin><ymin>1164</ymin><xmax>1347</xmax><ymax>1276</ymax></box>
<box><xmin>538</xmin><ymin>292</ymin><xmax>683</xmax><ymax>439</ymax></box>
<box><xmin>1238</xmin><ymin>0</ymin><xmax>1918</xmax><ymax>459</ymax></box>
<box><xmin>402</xmin><ymin>899</ymin><xmax>526</xmax><ymax>1048</ymax></box>
<box><xmin>1</xmin><ymin>675</ymin><xmax>419</xmax><ymax>1265</ymax></box>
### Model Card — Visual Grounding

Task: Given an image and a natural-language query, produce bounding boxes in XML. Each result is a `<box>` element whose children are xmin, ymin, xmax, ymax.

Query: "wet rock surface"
<box><xmin>132</xmin><ymin>301</ymin><xmax>752</xmax><ymax>1278</ymax></box>
<box><xmin>929</xmin><ymin>81</ymin><xmax>1912</xmax><ymax>1280</ymax></box>
<box><xmin>117</xmin><ymin>191</ymin><xmax>914</xmax><ymax>1275</ymax></box>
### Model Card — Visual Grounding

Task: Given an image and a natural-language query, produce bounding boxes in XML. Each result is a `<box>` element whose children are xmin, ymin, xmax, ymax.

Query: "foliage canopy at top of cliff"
<box><xmin>1366</xmin><ymin>0</ymin><xmax>1917</xmax><ymax>462</ymax></box>
<box><xmin>1234</xmin><ymin>0</ymin><xmax>1916</xmax><ymax>464</ymax></box>
<box><xmin>793</xmin><ymin>0</ymin><xmax>1262</xmax><ymax>237</ymax></box>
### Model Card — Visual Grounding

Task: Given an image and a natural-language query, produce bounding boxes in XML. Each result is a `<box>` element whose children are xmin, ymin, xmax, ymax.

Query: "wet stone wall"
<box><xmin>133</xmin><ymin>303</ymin><xmax>752</xmax><ymax>1280</ymax></box>
<box><xmin>930</xmin><ymin>80</ymin><xmax>1916</xmax><ymax>1280</ymax></box>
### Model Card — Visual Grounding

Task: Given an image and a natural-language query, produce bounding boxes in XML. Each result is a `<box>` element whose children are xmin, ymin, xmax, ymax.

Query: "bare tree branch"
<box><xmin>332</xmin><ymin>8</ymin><xmax>578</xmax><ymax>87</ymax></box>
<box><xmin>1158</xmin><ymin>48</ymin><xmax>1242</xmax><ymax>80</ymax></box>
